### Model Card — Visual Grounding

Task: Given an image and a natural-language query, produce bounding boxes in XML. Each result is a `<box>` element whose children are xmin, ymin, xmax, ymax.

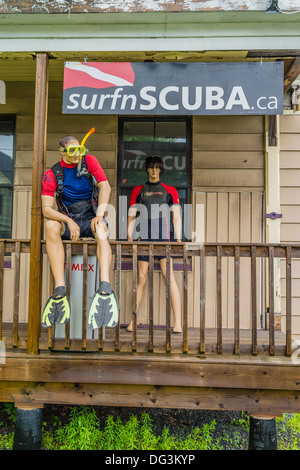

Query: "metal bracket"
<box><xmin>265</xmin><ymin>0</ymin><xmax>280</xmax><ymax>14</ymax></box>
<box><xmin>265</xmin><ymin>212</ymin><xmax>282</xmax><ymax>220</ymax></box>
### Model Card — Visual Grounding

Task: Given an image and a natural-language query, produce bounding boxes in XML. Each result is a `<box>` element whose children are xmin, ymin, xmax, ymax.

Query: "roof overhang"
<box><xmin>0</xmin><ymin>11</ymin><xmax>300</xmax><ymax>54</ymax></box>
<box><xmin>0</xmin><ymin>0</ymin><xmax>299</xmax><ymax>14</ymax></box>
<box><xmin>0</xmin><ymin>11</ymin><xmax>299</xmax><ymax>86</ymax></box>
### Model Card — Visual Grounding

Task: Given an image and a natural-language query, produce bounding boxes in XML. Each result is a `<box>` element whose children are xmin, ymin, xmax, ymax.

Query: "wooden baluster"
<box><xmin>0</xmin><ymin>241</ymin><xmax>4</xmax><ymax>341</ymax></box>
<box><xmin>199</xmin><ymin>245</ymin><xmax>205</xmax><ymax>355</ymax></box>
<box><xmin>12</xmin><ymin>242</ymin><xmax>21</xmax><ymax>348</ymax></box>
<box><xmin>217</xmin><ymin>245</ymin><xmax>222</xmax><ymax>354</ymax></box>
<box><xmin>82</xmin><ymin>243</ymin><xmax>88</xmax><ymax>350</ymax></box>
<box><xmin>234</xmin><ymin>245</ymin><xmax>240</xmax><ymax>355</ymax></box>
<box><xmin>65</xmin><ymin>243</ymin><xmax>71</xmax><ymax>350</ymax></box>
<box><xmin>47</xmin><ymin>271</ymin><xmax>55</xmax><ymax>350</ymax></box>
<box><xmin>97</xmin><ymin>245</ymin><xmax>104</xmax><ymax>352</ymax></box>
<box><xmin>97</xmin><ymin>328</ymin><xmax>103</xmax><ymax>351</ymax></box>
<box><xmin>251</xmin><ymin>246</ymin><xmax>257</xmax><ymax>356</ymax></box>
<box><xmin>269</xmin><ymin>246</ymin><xmax>275</xmax><ymax>356</ymax></box>
<box><xmin>97</xmin><ymin>324</ymin><xmax>103</xmax><ymax>351</ymax></box>
<box><xmin>286</xmin><ymin>246</ymin><xmax>292</xmax><ymax>357</ymax></box>
<box><xmin>183</xmin><ymin>245</ymin><xmax>188</xmax><ymax>354</ymax></box>
<box><xmin>132</xmin><ymin>244</ymin><xmax>137</xmax><ymax>352</ymax></box>
<box><xmin>115</xmin><ymin>244</ymin><xmax>121</xmax><ymax>352</ymax></box>
<box><xmin>166</xmin><ymin>245</ymin><xmax>171</xmax><ymax>353</ymax></box>
<box><xmin>148</xmin><ymin>244</ymin><xmax>154</xmax><ymax>353</ymax></box>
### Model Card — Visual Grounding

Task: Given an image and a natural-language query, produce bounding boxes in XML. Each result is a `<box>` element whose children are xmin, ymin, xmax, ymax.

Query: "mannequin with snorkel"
<box><xmin>41</xmin><ymin>128</ymin><xmax>118</xmax><ymax>330</ymax></box>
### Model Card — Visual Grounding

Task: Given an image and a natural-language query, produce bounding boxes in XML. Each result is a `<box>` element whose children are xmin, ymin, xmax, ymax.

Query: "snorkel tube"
<box><xmin>77</xmin><ymin>127</ymin><xmax>95</xmax><ymax>177</ymax></box>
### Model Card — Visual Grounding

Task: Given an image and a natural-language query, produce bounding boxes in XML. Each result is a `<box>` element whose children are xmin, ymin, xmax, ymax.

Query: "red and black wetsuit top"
<box><xmin>129</xmin><ymin>181</ymin><xmax>180</xmax><ymax>241</ymax></box>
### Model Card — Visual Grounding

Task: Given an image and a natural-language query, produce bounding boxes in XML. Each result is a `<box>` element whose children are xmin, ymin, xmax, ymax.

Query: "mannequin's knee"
<box><xmin>45</xmin><ymin>220</ymin><xmax>63</xmax><ymax>239</ymax></box>
<box><xmin>95</xmin><ymin>220</ymin><xmax>109</xmax><ymax>242</ymax></box>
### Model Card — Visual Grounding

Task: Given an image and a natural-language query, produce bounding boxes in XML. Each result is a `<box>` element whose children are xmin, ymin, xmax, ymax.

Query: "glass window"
<box><xmin>118</xmin><ymin>117</ymin><xmax>191</xmax><ymax>241</ymax></box>
<box><xmin>0</xmin><ymin>117</ymin><xmax>15</xmax><ymax>239</ymax></box>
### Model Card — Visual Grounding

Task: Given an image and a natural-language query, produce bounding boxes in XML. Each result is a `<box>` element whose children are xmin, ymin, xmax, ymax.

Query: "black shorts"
<box><xmin>138</xmin><ymin>238</ymin><xmax>170</xmax><ymax>262</ymax></box>
<box><xmin>61</xmin><ymin>215</ymin><xmax>108</xmax><ymax>240</ymax></box>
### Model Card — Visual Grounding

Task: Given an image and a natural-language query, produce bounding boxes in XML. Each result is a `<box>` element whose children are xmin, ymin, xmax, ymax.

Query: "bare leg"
<box><xmin>45</xmin><ymin>220</ymin><xmax>65</xmax><ymax>290</ymax></box>
<box><xmin>94</xmin><ymin>221</ymin><xmax>111</xmax><ymax>284</ymax></box>
<box><xmin>159</xmin><ymin>258</ymin><xmax>182</xmax><ymax>333</ymax></box>
<box><xmin>127</xmin><ymin>260</ymin><xmax>149</xmax><ymax>331</ymax></box>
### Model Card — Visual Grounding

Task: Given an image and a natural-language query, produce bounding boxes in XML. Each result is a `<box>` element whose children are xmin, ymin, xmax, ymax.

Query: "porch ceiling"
<box><xmin>0</xmin><ymin>52</ymin><xmax>299</xmax><ymax>83</ymax></box>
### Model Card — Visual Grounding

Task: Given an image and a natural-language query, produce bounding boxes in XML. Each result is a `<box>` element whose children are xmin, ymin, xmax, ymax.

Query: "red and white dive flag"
<box><xmin>63</xmin><ymin>62</ymin><xmax>135</xmax><ymax>90</ymax></box>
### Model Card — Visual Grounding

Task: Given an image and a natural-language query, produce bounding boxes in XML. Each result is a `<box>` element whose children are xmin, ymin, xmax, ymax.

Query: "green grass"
<box><xmin>1</xmin><ymin>406</ymin><xmax>300</xmax><ymax>450</ymax></box>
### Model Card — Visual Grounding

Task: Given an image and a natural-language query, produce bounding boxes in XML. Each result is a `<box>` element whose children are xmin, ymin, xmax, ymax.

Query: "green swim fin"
<box><xmin>41</xmin><ymin>296</ymin><xmax>57</xmax><ymax>328</ymax></box>
<box><xmin>41</xmin><ymin>286</ymin><xmax>71</xmax><ymax>328</ymax></box>
<box><xmin>88</xmin><ymin>283</ymin><xmax>119</xmax><ymax>329</ymax></box>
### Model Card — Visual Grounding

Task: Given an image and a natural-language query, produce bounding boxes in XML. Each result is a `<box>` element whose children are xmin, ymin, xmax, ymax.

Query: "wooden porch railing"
<box><xmin>0</xmin><ymin>239</ymin><xmax>298</xmax><ymax>357</ymax></box>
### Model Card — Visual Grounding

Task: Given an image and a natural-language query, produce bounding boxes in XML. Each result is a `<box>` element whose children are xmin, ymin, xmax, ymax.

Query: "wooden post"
<box><xmin>264</xmin><ymin>115</ymin><xmax>281</xmax><ymax>332</ymax></box>
<box><xmin>27</xmin><ymin>52</ymin><xmax>49</xmax><ymax>354</ymax></box>
<box><xmin>248</xmin><ymin>415</ymin><xmax>277</xmax><ymax>450</ymax></box>
<box><xmin>13</xmin><ymin>404</ymin><xmax>43</xmax><ymax>450</ymax></box>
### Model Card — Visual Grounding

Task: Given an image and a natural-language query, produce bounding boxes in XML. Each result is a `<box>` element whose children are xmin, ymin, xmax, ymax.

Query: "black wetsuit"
<box><xmin>129</xmin><ymin>181</ymin><xmax>180</xmax><ymax>260</ymax></box>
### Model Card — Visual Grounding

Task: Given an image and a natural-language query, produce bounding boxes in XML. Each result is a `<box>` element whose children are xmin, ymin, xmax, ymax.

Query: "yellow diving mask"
<box><xmin>62</xmin><ymin>145</ymin><xmax>86</xmax><ymax>157</ymax></box>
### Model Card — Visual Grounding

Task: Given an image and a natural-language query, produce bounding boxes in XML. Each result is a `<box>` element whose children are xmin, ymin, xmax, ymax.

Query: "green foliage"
<box><xmin>54</xmin><ymin>406</ymin><xmax>103</xmax><ymax>450</ymax></box>
<box><xmin>0</xmin><ymin>432</ymin><xmax>13</xmax><ymax>450</ymax></box>
<box><xmin>156</xmin><ymin>423</ymin><xmax>220</xmax><ymax>450</ymax></box>
<box><xmin>2</xmin><ymin>403</ymin><xmax>16</xmax><ymax>423</ymax></box>
<box><xmin>230</xmin><ymin>411</ymin><xmax>249</xmax><ymax>430</ymax></box>
<box><xmin>0</xmin><ymin>403</ymin><xmax>16</xmax><ymax>449</ymax></box>
<box><xmin>277</xmin><ymin>413</ymin><xmax>300</xmax><ymax>450</ymax></box>
<box><xmin>42</xmin><ymin>406</ymin><xmax>223</xmax><ymax>450</ymax></box>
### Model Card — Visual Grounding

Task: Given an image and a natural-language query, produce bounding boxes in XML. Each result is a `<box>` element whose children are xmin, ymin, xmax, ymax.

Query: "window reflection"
<box><xmin>122</xmin><ymin>120</ymin><xmax>187</xmax><ymax>187</ymax></box>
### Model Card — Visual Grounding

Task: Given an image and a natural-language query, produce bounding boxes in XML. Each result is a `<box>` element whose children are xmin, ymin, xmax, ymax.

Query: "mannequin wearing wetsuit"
<box><xmin>41</xmin><ymin>134</ymin><xmax>115</xmax><ymax>329</ymax></box>
<box><xmin>127</xmin><ymin>155</ymin><xmax>182</xmax><ymax>333</ymax></box>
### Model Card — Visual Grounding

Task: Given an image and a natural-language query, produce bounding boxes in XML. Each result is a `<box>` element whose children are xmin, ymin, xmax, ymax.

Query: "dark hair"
<box><xmin>145</xmin><ymin>155</ymin><xmax>163</xmax><ymax>173</ymax></box>
<box><xmin>59</xmin><ymin>135</ymin><xmax>78</xmax><ymax>148</ymax></box>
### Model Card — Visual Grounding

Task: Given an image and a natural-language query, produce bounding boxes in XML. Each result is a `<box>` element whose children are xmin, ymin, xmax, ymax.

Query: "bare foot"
<box><xmin>172</xmin><ymin>325</ymin><xmax>183</xmax><ymax>334</ymax></box>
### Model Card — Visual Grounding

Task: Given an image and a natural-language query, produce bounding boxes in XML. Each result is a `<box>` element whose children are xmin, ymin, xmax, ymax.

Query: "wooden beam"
<box><xmin>0</xmin><ymin>382</ymin><xmax>299</xmax><ymax>414</ymax></box>
<box><xmin>284</xmin><ymin>57</ymin><xmax>300</xmax><ymax>93</ymax></box>
<box><xmin>27</xmin><ymin>52</ymin><xmax>49</xmax><ymax>355</ymax></box>
<box><xmin>2</xmin><ymin>354</ymin><xmax>300</xmax><ymax>392</ymax></box>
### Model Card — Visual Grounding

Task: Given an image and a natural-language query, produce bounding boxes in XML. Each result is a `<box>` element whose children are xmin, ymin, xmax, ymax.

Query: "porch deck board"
<box><xmin>1</xmin><ymin>322</ymin><xmax>293</xmax><ymax>356</ymax></box>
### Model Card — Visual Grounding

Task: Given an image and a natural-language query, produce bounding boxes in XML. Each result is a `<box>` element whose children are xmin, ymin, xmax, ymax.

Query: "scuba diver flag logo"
<box><xmin>63</xmin><ymin>62</ymin><xmax>135</xmax><ymax>90</ymax></box>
